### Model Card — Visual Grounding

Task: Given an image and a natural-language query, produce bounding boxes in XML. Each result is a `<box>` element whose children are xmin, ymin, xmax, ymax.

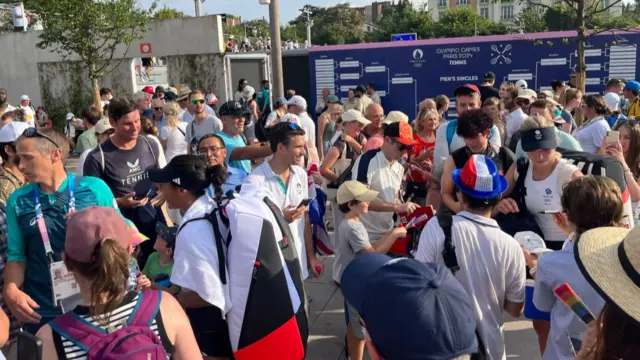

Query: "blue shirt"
<box><xmin>6</xmin><ymin>175</ymin><xmax>120</xmax><ymax>319</ymax></box>
<box><xmin>152</xmin><ymin>114</ymin><xmax>167</xmax><ymax>133</ymax></box>
<box><xmin>216</xmin><ymin>131</ymin><xmax>251</xmax><ymax>174</ymax></box>
<box><xmin>533</xmin><ymin>240</ymin><xmax>606</xmax><ymax>360</ymax></box>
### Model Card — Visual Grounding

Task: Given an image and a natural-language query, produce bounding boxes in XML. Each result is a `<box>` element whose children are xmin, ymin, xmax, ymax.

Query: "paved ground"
<box><xmin>305</xmin><ymin>256</ymin><xmax>539</xmax><ymax>360</ymax></box>
<box><xmin>67</xmin><ymin>156</ymin><xmax>539</xmax><ymax>360</ymax></box>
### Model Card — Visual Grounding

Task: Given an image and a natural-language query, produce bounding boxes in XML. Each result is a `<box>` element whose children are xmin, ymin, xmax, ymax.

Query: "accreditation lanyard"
<box><xmin>34</xmin><ymin>176</ymin><xmax>75</xmax><ymax>261</ymax></box>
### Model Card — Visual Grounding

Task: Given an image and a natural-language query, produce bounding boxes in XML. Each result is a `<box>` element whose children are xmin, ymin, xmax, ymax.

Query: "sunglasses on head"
<box><xmin>615</xmin><ymin>119</ymin><xmax>640</xmax><ymax>129</ymax></box>
<box><xmin>23</xmin><ymin>128</ymin><xmax>60</xmax><ymax>148</ymax></box>
<box><xmin>288</xmin><ymin>122</ymin><xmax>302</xmax><ymax>131</ymax></box>
<box><xmin>191</xmin><ymin>99</ymin><xmax>206</xmax><ymax>105</ymax></box>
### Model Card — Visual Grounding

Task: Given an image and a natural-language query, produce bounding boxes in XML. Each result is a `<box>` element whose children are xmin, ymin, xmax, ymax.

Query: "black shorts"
<box><xmin>185</xmin><ymin>306</ymin><xmax>233</xmax><ymax>357</ymax></box>
<box><xmin>141</xmin><ymin>57</ymin><xmax>153</xmax><ymax>67</ymax></box>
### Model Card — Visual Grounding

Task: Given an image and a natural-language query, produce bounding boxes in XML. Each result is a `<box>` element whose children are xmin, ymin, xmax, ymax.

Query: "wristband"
<box><xmin>529</xmin><ymin>267</ymin><xmax>537</xmax><ymax>277</ymax></box>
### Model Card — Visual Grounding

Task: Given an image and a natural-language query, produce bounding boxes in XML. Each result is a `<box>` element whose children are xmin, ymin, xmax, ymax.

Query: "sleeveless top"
<box><xmin>52</xmin><ymin>292</ymin><xmax>174</xmax><ymax>359</ymax></box>
<box><xmin>522</xmin><ymin>158</ymin><xmax>577</xmax><ymax>242</ymax></box>
<box><xmin>322</xmin><ymin>120</ymin><xmax>337</xmax><ymax>154</ymax></box>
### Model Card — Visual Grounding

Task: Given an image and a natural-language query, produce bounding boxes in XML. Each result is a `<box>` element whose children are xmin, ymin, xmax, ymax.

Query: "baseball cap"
<box><xmin>384</xmin><ymin>121</ymin><xmax>415</xmax><ymax>146</ymax></box>
<box><xmin>515</xmin><ymin>79</ymin><xmax>528</xmax><ymax>89</ymax></box>
<box><xmin>521</xmin><ymin>126</ymin><xmax>558</xmax><ymax>152</ymax></box>
<box><xmin>341</xmin><ymin>254</ymin><xmax>478</xmax><ymax>360</ymax></box>
<box><xmin>164</xmin><ymin>91</ymin><xmax>178</xmax><ymax>102</ymax></box>
<box><xmin>206</xmin><ymin>93</ymin><xmax>218</xmax><ymax>105</ymax></box>
<box><xmin>275</xmin><ymin>96</ymin><xmax>287</xmax><ymax>108</ymax></box>
<box><xmin>603</xmin><ymin>92</ymin><xmax>620</xmax><ymax>111</ymax></box>
<box><xmin>219</xmin><ymin>100</ymin><xmax>249</xmax><ymax>117</ymax></box>
<box><xmin>94</xmin><ymin>118</ymin><xmax>113</xmax><ymax>135</ymax></box>
<box><xmin>326</xmin><ymin>94</ymin><xmax>341</xmax><ymax>104</ymax></box>
<box><xmin>483</xmin><ymin>71</ymin><xmax>496</xmax><ymax>80</ymax></box>
<box><xmin>624</xmin><ymin>80</ymin><xmax>640</xmax><ymax>92</ymax></box>
<box><xmin>0</xmin><ymin>121</ymin><xmax>29</xmax><ymax>143</ymax></box>
<box><xmin>177</xmin><ymin>86</ymin><xmax>192</xmax><ymax>101</ymax></box>
<box><xmin>517</xmin><ymin>88</ymin><xmax>538</xmax><ymax>100</ymax></box>
<box><xmin>453</xmin><ymin>84</ymin><xmax>480</xmax><ymax>97</ymax></box>
<box><xmin>539</xmin><ymin>90</ymin><xmax>554</xmax><ymax>99</ymax></box>
<box><xmin>336</xmin><ymin>180</ymin><xmax>379</xmax><ymax>204</ymax></box>
<box><xmin>287</xmin><ymin>95</ymin><xmax>307</xmax><ymax>109</ymax></box>
<box><xmin>384</xmin><ymin>111</ymin><xmax>409</xmax><ymax>125</ymax></box>
<box><xmin>341</xmin><ymin>109</ymin><xmax>371</xmax><ymax>126</ymax></box>
<box><xmin>66</xmin><ymin>113</ymin><xmax>75</xmax><ymax>121</ymax></box>
<box><xmin>20</xmin><ymin>95</ymin><xmax>30</xmax><ymax>101</ymax></box>
<box><xmin>142</xmin><ymin>85</ymin><xmax>155</xmax><ymax>95</ymax></box>
<box><xmin>355</xmin><ymin>85</ymin><xmax>367</xmax><ymax>93</ymax></box>
<box><xmin>149</xmin><ymin>154</ymin><xmax>210</xmax><ymax>191</ymax></box>
<box><xmin>242</xmin><ymin>85</ymin><xmax>256</xmax><ymax>99</ymax></box>
<box><xmin>280</xmin><ymin>113</ymin><xmax>301</xmax><ymax>125</ymax></box>
<box><xmin>156</xmin><ymin>222</ymin><xmax>178</xmax><ymax>249</ymax></box>
<box><xmin>168</xmin><ymin>87</ymin><xmax>179</xmax><ymax>95</ymax></box>
<box><xmin>64</xmin><ymin>207</ymin><xmax>135</xmax><ymax>263</ymax></box>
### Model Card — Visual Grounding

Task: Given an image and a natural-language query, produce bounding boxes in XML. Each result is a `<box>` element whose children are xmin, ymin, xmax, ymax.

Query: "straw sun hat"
<box><xmin>575</xmin><ymin>226</ymin><xmax>640</xmax><ymax>323</ymax></box>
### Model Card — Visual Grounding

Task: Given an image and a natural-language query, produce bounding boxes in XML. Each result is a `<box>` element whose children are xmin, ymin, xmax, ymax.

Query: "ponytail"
<box><xmin>206</xmin><ymin>164</ymin><xmax>228</xmax><ymax>201</ymax></box>
<box><xmin>65</xmin><ymin>238</ymin><xmax>130</xmax><ymax>326</ymax></box>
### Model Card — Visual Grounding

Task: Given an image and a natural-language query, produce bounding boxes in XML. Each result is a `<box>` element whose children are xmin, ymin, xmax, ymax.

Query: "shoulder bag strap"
<box><xmin>177</xmin><ymin>125</ymin><xmax>186</xmax><ymax>137</ymax></box>
<box><xmin>514</xmin><ymin>158</ymin><xmax>530</xmax><ymax>205</ymax></box>
<box><xmin>140</xmin><ymin>136</ymin><xmax>157</xmax><ymax>166</ymax></box>
<box><xmin>99</xmin><ymin>144</ymin><xmax>105</xmax><ymax>173</ymax></box>
<box><xmin>356</xmin><ymin>149</ymin><xmax>381</xmax><ymax>184</ymax></box>
<box><xmin>128</xmin><ymin>290</ymin><xmax>162</xmax><ymax>327</ymax></box>
<box><xmin>438</xmin><ymin>214</ymin><xmax>459</xmax><ymax>274</ymax></box>
<box><xmin>177</xmin><ymin>212</ymin><xmax>227</xmax><ymax>285</ymax></box>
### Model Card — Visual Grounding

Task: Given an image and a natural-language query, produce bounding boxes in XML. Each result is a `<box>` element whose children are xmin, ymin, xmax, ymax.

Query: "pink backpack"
<box><xmin>49</xmin><ymin>290</ymin><xmax>167</xmax><ymax>359</ymax></box>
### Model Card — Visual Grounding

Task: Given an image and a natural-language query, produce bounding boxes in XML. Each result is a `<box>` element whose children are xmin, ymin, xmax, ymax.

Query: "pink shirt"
<box><xmin>364</xmin><ymin>134</ymin><xmax>384</xmax><ymax>151</ymax></box>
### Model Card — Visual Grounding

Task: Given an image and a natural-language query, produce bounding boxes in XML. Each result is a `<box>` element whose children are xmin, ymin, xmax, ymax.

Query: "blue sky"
<box><xmin>140</xmin><ymin>0</ymin><xmax>376</xmax><ymax>24</ymax></box>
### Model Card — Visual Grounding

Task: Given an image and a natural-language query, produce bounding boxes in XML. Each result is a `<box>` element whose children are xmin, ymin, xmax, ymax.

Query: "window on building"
<box><xmin>480</xmin><ymin>0</ymin><xmax>489</xmax><ymax>3</ymax></box>
<box><xmin>438</xmin><ymin>0</ymin><xmax>447</xmax><ymax>7</ymax></box>
<box><xmin>480</xmin><ymin>8</ymin><xmax>489</xmax><ymax>18</ymax></box>
<box><xmin>457</xmin><ymin>0</ymin><xmax>469</xmax><ymax>6</ymax></box>
<box><xmin>604</xmin><ymin>0</ymin><xmax>610</xmax><ymax>7</ymax></box>
<box><xmin>501</xmin><ymin>5</ymin><xmax>514</xmax><ymax>20</ymax></box>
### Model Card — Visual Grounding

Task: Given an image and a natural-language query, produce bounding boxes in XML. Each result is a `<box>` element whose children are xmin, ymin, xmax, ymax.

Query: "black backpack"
<box><xmin>254</xmin><ymin>112</ymin><xmax>271</xmax><ymax>143</ymax></box>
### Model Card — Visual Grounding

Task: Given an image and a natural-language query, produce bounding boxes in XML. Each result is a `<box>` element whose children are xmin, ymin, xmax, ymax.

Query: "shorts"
<box><xmin>344</xmin><ymin>300</ymin><xmax>366</xmax><ymax>340</ymax></box>
<box><xmin>524</xmin><ymin>281</ymin><xmax>551</xmax><ymax>321</ymax></box>
<box><xmin>185</xmin><ymin>306</ymin><xmax>233</xmax><ymax>357</ymax></box>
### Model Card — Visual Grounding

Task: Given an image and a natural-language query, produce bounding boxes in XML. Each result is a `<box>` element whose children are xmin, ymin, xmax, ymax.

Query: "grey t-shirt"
<box><xmin>335</xmin><ymin>219</ymin><xmax>370</xmax><ymax>281</ymax></box>
<box><xmin>186</xmin><ymin>115</ymin><xmax>223</xmax><ymax>150</ymax></box>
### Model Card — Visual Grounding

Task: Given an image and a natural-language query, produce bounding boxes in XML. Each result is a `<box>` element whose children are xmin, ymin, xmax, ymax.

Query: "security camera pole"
<box><xmin>267</xmin><ymin>0</ymin><xmax>284</xmax><ymax>98</ymax></box>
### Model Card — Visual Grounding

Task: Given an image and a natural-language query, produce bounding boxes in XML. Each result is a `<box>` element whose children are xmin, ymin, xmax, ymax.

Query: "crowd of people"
<box><xmin>0</xmin><ymin>68</ymin><xmax>636</xmax><ymax>360</ymax></box>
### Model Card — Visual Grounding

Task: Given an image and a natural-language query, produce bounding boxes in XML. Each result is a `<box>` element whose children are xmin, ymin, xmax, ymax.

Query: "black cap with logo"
<box><xmin>484</xmin><ymin>71</ymin><xmax>496</xmax><ymax>81</ymax></box>
<box><xmin>219</xmin><ymin>100</ymin><xmax>249</xmax><ymax>117</ymax></box>
<box><xmin>148</xmin><ymin>154</ymin><xmax>209</xmax><ymax>191</ymax></box>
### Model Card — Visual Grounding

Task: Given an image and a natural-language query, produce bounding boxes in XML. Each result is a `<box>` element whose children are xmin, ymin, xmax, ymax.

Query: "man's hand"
<box><xmin>4</xmin><ymin>284</ymin><xmax>41</xmax><ymax>324</ymax></box>
<box><xmin>396</xmin><ymin>202</ymin><xmax>420</xmax><ymax>214</ymax></box>
<box><xmin>308</xmin><ymin>256</ymin><xmax>323</xmax><ymax>278</ymax></box>
<box><xmin>392</xmin><ymin>227</ymin><xmax>408</xmax><ymax>239</ymax></box>
<box><xmin>283</xmin><ymin>205</ymin><xmax>306</xmax><ymax>224</ymax></box>
<box><xmin>117</xmin><ymin>193</ymin><xmax>149</xmax><ymax>209</ymax></box>
<box><xmin>149</xmin><ymin>192</ymin><xmax>165</xmax><ymax>208</ymax></box>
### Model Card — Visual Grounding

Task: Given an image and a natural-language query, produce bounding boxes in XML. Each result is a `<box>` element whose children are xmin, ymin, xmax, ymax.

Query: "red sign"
<box><xmin>140</xmin><ymin>43</ymin><xmax>152</xmax><ymax>54</ymax></box>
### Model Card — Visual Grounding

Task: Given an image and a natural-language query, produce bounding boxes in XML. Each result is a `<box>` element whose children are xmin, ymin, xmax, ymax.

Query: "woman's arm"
<box><xmin>320</xmin><ymin>147</ymin><xmax>341</xmax><ymax>183</ymax></box>
<box><xmin>36</xmin><ymin>325</ymin><xmax>60</xmax><ymax>360</ymax></box>
<box><xmin>317</xmin><ymin>114</ymin><xmax>327</xmax><ymax>159</ymax></box>
<box><xmin>161</xmin><ymin>293</ymin><xmax>204</xmax><ymax>360</ymax></box>
<box><xmin>343</xmin><ymin>134</ymin><xmax>363</xmax><ymax>154</ymax></box>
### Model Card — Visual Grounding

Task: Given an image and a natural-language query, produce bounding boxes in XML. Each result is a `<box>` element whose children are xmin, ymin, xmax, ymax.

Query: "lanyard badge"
<box><xmin>34</xmin><ymin>176</ymin><xmax>80</xmax><ymax>309</ymax></box>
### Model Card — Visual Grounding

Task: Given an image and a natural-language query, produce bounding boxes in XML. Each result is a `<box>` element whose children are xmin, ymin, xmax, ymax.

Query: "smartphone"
<box><xmin>18</xmin><ymin>331</ymin><xmax>43</xmax><ymax>360</ymax></box>
<box><xmin>538</xmin><ymin>210</ymin><xmax>562</xmax><ymax>215</ymax></box>
<box><xmin>606</xmin><ymin>130</ymin><xmax>620</xmax><ymax>145</ymax></box>
<box><xmin>134</xmin><ymin>189</ymin><xmax>154</xmax><ymax>201</ymax></box>
<box><xmin>297</xmin><ymin>198</ymin><xmax>314</xmax><ymax>209</ymax></box>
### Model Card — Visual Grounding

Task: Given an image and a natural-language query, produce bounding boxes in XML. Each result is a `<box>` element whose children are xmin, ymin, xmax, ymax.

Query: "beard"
<box><xmin>0</xmin><ymin>98</ymin><xmax>6</xmax><ymax>105</ymax></box>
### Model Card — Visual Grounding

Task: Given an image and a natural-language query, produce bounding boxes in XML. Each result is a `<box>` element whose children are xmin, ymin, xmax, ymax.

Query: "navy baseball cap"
<box><xmin>275</xmin><ymin>96</ymin><xmax>287</xmax><ymax>108</ymax></box>
<box><xmin>341</xmin><ymin>254</ymin><xmax>478</xmax><ymax>360</ymax></box>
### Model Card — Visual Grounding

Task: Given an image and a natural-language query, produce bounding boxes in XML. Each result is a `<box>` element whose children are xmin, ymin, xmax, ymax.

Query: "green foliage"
<box><xmin>33</xmin><ymin>0</ymin><xmax>156</xmax><ymax>81</ymax></box>
<box><xmin>289</xmin><ymin>3</ymin><xmax>365</xmax><ymax>45</ymax></box>
<box><xmin>368</xmin><ymin>2</ymin><xmax>434</xmax><ymax>42</ymax></box>
<box><xmin>153</xmin><ymin>6</ymin><xmax>184</xmax><ymax>20</ymax></box>
<box><xmin>434</xmin><ymin>7</ymin><xmax>507</xmax><ymax>38</ymax></box>
<box><xmin>513</xmin><ymin>6</ymin><xmax>547</xmax><ymax>33</ymax></box>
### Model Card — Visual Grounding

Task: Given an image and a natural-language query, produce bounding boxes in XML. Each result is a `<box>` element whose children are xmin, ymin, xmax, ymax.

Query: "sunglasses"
<box><xmin>392</xmin><ymin>139</ymin><xmax>413</xmax><ymax>152</ymax></box>
<box><xmin>191</xmin><ymin>99</ymin><xmax>206</xmax><ymax>105</ymax></box>
<box><xmin>615</xmin><ymin>119</ymin><xmax>640</xmax><ymax>129</ymax></box>
<box><xmin>153</xmin><ymin>107</ymin><xmax>163</xmax><ymax>111</ymax></box>
<box><xmin>517</xmin><ymin>99</ymin><xmax>531</xmax><ymax>106</ymax></box>
<box><xmin>198</xmin><ymin>145</ymin><xmax>224</xmax><ymax>154</ymax></box>
<box><xmin>23</xmin><ymin>128</ymin><xmax>60</xmax><ymax>148</ymax></box>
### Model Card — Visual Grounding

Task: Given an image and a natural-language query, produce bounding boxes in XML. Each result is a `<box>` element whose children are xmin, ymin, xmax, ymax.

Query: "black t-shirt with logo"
<box><xmin>83</xmin><ymin>137</ymin><xmax>159</xmax><ymax>198</ymax></box>
<box><xmin>478</xmin><ymin>85</ymin><xmax>500</xmax><ymax>102</ymax></box>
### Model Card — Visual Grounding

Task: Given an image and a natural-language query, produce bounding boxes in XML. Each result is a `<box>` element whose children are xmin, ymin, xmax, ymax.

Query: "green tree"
<box><xmin>290</xmin><ymin>3</ymin><xmax>364</xmax><ymax>45</ymax></box>
<box><xmin>370</xmin><ymin>1</ymin><xmax>435</xmax><ymax>42</ymax></box>
<box><xmin>513</xmin><ymin>7</ymin><xmax>547</xmax><ymax>33</ymax></box>
<box><xmin>153</xmin><ymin>6</ymin><xmax>184</xmax><ymax>20</ymax></box>
<box><xmin>33</xmin><ymin>0</ymin><xmax>156</xmax><ymax>110</ymax></box>
<box><xmin>434</xmin><ymin>7</ymin><xmax>507</xmax><ymax>38</ymax></box>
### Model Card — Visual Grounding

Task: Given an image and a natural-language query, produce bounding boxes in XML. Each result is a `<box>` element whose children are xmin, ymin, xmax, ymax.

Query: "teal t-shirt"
<box><xmin>257</xmin><ymin>88</ymin><xmax>270</xmax><ymax>112</ymax></box>
<box><xmin>216</xmin><ymin>131</ymin><xmax>251</xmax><ymax>174</ymax></box>
<box><xmin>6</xmin><ymin>175</ymin><xmax>119</xmax><ymax>319</ymax></box>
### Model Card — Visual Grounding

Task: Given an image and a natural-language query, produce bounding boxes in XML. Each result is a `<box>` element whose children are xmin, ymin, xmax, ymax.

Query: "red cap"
<box><xmin>453</xmin><ymin>84</ymin><xmax>480</xmax><ymax>96</ymax></box>
<box><xmin>142</xmin><ymin>86</ymin><xmax>155</xmax><ymax>94</ymax></box>
<box><xmin>384</xmin><ymin>121</ymin><xmax>416</xmax><ymax>146</ymax></box>
<box><xmin>64</xmin><ymin>207</ymin><xmax>134</xmax><ymax>263</ymax></box>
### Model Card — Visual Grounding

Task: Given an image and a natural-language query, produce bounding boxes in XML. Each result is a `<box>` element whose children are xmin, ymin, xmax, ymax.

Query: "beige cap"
<box><xmin>517</xmin><ymin>88</ymin><xmax>537</xmax><ymax>100</ymax></box>
<box><xmin>177</xmin><ymin>86</ymin><xmax>192</xmax><ymax>101</ymax></box>
<box><xmin>539</xmin><ymin>90</ymin><xmax>554</xmax><ymax>99</ymax></box>
<box><xmin>384</xmin><ymin>111</ymin><xmax>409</xmax><ymax>124</ymax></box>
<box><xmin>337</xmin><ymin>181</ymin><xmax>379</xmax><ymax>205</ymax></box>
<box><xmin>94</xmin><ymin>118</ymin><xmax>113</xmax><ymax>134</ymax></box>
<box><xmin>341</xmin><ymin>109</ymin><xmax>371</xmax><ymax>126</ymax></box>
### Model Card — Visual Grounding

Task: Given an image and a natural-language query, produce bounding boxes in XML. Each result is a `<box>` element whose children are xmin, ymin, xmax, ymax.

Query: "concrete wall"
<box><xmin>166</xmin><ymin>53</ymin><xmax>226</xmax><ymax>101</ymax></box>
<box><xmin>0</xmin><ymin>15</ymin><xmax>225</xmax><ymax>109</ymax></box>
